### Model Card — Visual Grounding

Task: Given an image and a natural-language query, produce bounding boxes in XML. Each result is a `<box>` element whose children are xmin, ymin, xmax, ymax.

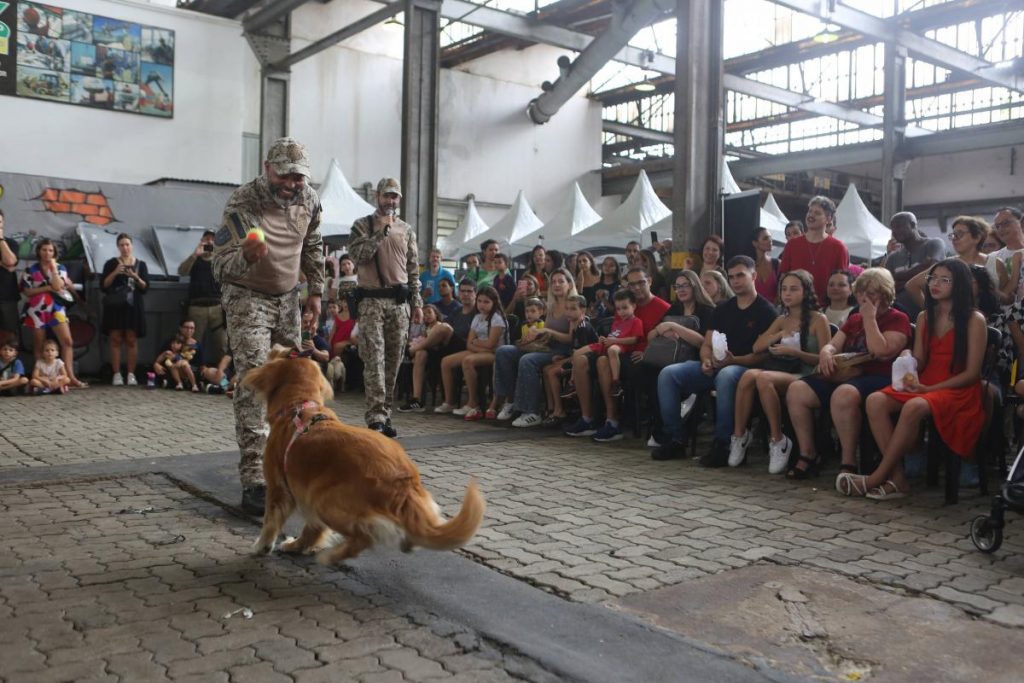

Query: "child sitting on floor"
<box><xmin>0</xmin><ymin>340</ymin><xmax>29</xmax><ymax>395</ymax></box>
<box><xmin>30</xmin><ymin>339</ymin><xmax>70</xmax><ymax>394</ymax></box>
<box><xmin>154</xmin><ymin>336</ymin><xmax>199</xmax><ymax>392</ymax></box>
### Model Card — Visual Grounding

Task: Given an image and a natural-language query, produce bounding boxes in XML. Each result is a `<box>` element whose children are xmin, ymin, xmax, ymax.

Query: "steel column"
<box><xmin>881</xmin><ymin>42</ymin><xmax>908</xmax><ymax>223</ymax></box>
<box><xmin>671</xmin><ymin>0</ymin><xmax>724</xmax><ymax>266</ymax></box>
<box><xmin>401</xmin><ymin>0</ymin><xmax>441</xmax><ymax>258</ymax></box>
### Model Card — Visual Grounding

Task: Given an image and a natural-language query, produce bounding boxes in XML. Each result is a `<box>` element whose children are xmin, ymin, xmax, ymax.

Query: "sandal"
<box><xmin>835</xmin><ymin>472</ymin><xmax>870</xmax><ymax>496</ymax></box>
<box><xmin>484</xmin><ymin>409</ymin><xmax>497</xmax><ymax>420</ymax></box>
<box><xmin>786</xmin><ymin>454</ymin><xmax>820</xmax><ymax>480</ymax></box>
<box><xmin>866</xmin><ymin>480</ymin><xmax>908</xmax><ymax>500</ymax></box>
<box><xmin>542</xmin><ymin>414</ymin><xmax>566</xmax><ymax>427</ymax></box>
<box><xmin>463</xmin><ymin>408</ymin><xmax>483</xmax><ymax>421</ymax></box>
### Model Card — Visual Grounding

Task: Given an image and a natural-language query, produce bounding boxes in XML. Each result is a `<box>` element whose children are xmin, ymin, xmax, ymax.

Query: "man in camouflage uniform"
<box><xmin>348</xmin><ymin>177</ymin><xmax>422</xmax><ymax>437</ymax></box>
<box><xmin>212</xmin><ymin>137</ymin><xmax>325</xmax><ymax>515</ymax></box>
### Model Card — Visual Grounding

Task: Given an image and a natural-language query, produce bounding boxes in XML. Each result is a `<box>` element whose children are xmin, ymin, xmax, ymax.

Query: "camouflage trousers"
<box><xmin>357</xmin><ymin>297</ymin><xmax>409</xmax><ymax>425</ymax></box>
<box><xmin>222</xmin><ymin>284</ymin><xmax>301</xmax><ymax>486</ymax></box>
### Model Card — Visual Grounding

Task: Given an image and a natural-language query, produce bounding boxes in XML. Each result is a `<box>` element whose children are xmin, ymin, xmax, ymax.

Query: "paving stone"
<box><xmin>378</xmin><ymin>646</ymin><xmax>449</xmax><ymax>680</ymax></box>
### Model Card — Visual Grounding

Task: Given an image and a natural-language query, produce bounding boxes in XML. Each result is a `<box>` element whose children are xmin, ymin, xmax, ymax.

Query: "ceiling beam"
<box><xmin>269</xmin><ymin>2</ymin><xmax>403</xmax><ymax>71</ymax></box>
<box><xmin>409</xmin><ymin>1</ymin><xmax>932</xmax><ymax>133</ymax></box>
<box><xmin>603</xmin><ymin>120</ymin><xmax>673</xmax><ymax>144</ymax></box>
<box><xmin>723</xmin><ymin>74</ymin><xmax>932</xmax><ymax>137</ymax></box>
<box><xmin>601</xmin><ymin>118</ymin><xmax>1024</xmax><ymax>193</ymax></box>
<box><xmin>243</xmin><ymin>0</ymin><xmax>311</xmax><ymax>34</ymax></box>
<box><xmin>773</xmin><ymin>0</ymin><xmax>1022</xmax><ymax>91</ymax></box>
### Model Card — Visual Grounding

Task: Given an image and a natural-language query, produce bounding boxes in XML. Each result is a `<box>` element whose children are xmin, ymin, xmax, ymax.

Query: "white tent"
<box><xmin>456</xmin><ymin>190</ymin><xmax>542</xmax><ymax>258</ymax></box>
<box><xmin>763</xmin><ymin>193</ymin><xmax>788</xmax><ymax>222</ymax></box>
<box><xmin>835</xmin><ymin>183</ymin><xmax>891</xmax><ymax>262</ymax></box>
<box><xmin>510</xmin><ymin>182</ymin><xmax>601</xmax><ymax>255</ymax></box>
<box><xmin>722</xmin><ymin>159</ymin><xmax>742</xmax><ymax>195</ymax></box>
<box><xmin>546</xmin><ymin>170</ymin><xmax>670</xmax><ymax>253</ymax></box>
<box><xmin>437</xmin><ymin>197</ymin><xmax>490</xmax><ymax>259</ymax></box>
<box><xmin>318</xmin><ymin>159</ymin><xmax>376</xmax><ymax>242</ymax></box>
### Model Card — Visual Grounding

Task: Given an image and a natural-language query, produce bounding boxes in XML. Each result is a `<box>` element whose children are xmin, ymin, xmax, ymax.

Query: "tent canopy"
<box><xmin>511</xmin><ymin>182</ymin><xmax>600</xmax><ymax>256</ymax></box>
<box><xmin>438</xmin><ymin>197</ymin><xmax>489</xmax><ymax>259</ymax></box>
<box><xmin>545</xmin><ymin>170</ymin><xmax>669</xmax><ymax>254</ymax></box>
<box><xmin>835</xmin><ymin>184</ymin><xmax>891</xmax><ymax>262</ymax></box>
<box><xmin>455</xmin><ymin>191</ymin><xmax>542</xmax><ymax>259</ymax></box>
<box><xmin>763</xmin><ymin>193</ymin><xmax>788</xmax><ymax>222</ymax></box>
<box><xmin>318</xmin><ymin>159</ymin><xmax>375</xmax><ymax>243</ymax></box>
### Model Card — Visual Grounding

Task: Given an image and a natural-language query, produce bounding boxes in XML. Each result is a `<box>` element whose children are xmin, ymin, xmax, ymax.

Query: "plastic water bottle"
<box><xmin>146</xmin><ymin>372</ymin><xmax>156</xmax><ymax>389</ymax></box>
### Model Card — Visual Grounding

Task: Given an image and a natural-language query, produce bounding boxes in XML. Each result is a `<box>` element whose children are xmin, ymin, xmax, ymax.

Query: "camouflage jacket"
<box><xmin>212</xmin><ymin>176</ymin><xmax>325</xmax><ymax>297</ymax></box>
<box><xmin>348</xmin><ymin>213</ymin><xmax>422</xmax><ymax>309</ymax></box>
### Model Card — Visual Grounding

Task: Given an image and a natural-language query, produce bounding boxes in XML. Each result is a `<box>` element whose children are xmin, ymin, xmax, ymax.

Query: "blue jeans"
<box><xmin>494</xmin><ymin>344</ymin><xmax>557</xmax><ymax>415</ymax></box>
<box><xmin>657</xmin><ymin>361</ymin><xmax>749</xmax><ymax>443</ymax></box>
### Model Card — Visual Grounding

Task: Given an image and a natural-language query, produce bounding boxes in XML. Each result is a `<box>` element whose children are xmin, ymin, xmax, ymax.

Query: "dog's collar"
<box><xmin>279</xmin><ymin>400</ymin><xmax>329</xmax><ymax>476</ymax></box>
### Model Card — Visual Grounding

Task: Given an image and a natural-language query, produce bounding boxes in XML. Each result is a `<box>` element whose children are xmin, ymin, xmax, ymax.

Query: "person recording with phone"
<box><xmin>101</xmin><ymin>233</ymin><xmax>150</xmax><ymax>386</ymax></box>
<box><xmin>178</xmin><ymin>229</ymin><xmax>226</xmax><ymax>365</ymax></box>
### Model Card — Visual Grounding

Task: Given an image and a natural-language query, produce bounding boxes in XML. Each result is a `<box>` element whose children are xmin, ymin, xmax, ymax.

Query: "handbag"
<box><xmin>103</xmin><ymin>286</ymin><xmax>133</xmax><ymax>308</ymax></box>
<box><xmin>51</xmin><ymin>289</ymin><xmax>76</xmax><ymax>310</ymax></box>
<box><xmin>812</xmin><ymin>351</ymin><xmax>873</xmax><ymax>383</ymax></box>
<box><xmin>640</xmin><ymin>315</ymin><xmax>701</xmax><ymax>369</ymax></box>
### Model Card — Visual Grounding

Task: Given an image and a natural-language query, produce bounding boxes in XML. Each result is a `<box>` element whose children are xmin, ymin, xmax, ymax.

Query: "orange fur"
<box><xmin>243</xmin><ymin>353</ymin><xmax>485</xmax><ymax>564</ymax></box>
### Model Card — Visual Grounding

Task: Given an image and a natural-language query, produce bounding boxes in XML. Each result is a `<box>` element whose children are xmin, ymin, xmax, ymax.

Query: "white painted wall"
<box><xmin>0</xmin><ymin>0</ymin><xmax>252</xmax><ymax>185</ymax></box>
<box><xmin>1</xmin><ymin>0</ymin><xmax>603</xmax><ymax>227</ymax></box>
<box><xmin>902</xmin><ymin>145</ymin><xmax>1023</xmax><ymax>207</ymax></box>
<box><xmin>288</xmin><ymin>1</ymin><xmax>604</xmax><ymax>229</ymax></box>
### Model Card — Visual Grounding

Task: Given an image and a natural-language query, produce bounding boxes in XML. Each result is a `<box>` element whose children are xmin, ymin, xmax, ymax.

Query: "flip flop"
<box><xmin>835</xmin><ymin>472</ymin><xmax>869</xmax><ymax>497</ymax></box>
<box><xmin>866</xmin><ymin>480</ymin><xmax>908</xmax><ymax>500</ymax></box>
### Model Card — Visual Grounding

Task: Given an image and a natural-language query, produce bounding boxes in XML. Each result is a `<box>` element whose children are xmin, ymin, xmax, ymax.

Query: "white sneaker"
<box><xmin>728</xmin><ymin>430</ymin><xmax>752</xmax><ymax>467</ymax></box>
<box><xmin>512</xmin><ymin>413</ymin><xmax>541</xmax><ymax>428</ymax></box>
<box><xmin>434</xmin><ymin>403</ymin><xmax>455</xmax><ymax>414</ymax></box>
<box><xmin>496</xmin><ymin>404</ymin><xmax>516</xmax><ymax>421</ymax></box>
<box><xmin>126</xmin><ymin>373</ymin><xmax>138</xmax><ymax>386</ymax></box>
<box><xmin>768</xmin><ymin>435</ymin><xmax>793</xmax><ymax>475</ymax></box>
<box><xmin>680</xmin><ymin>394</ymin><xmax>697</xmax><ymax>419</ymax></box>
<box><xmin>452</xmin><ymin>405</ymin><xmax>472</xmax><ymax>416</ymax></box>
<box><xmin>646</xmin><ymin>435</ymin><xmax>661</xmax><ymax>448</ymax></box>
<box><xmin>112</xmin><ymin>373</ymin><xmax>124</xmax><ymax>386</ymax></box>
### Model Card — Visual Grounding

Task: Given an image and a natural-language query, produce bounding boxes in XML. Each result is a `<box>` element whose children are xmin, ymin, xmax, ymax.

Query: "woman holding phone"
<box><xmin>101</xmin><ymin>233</ymin><xmax>150</xmax><ymax>385</ymax></box>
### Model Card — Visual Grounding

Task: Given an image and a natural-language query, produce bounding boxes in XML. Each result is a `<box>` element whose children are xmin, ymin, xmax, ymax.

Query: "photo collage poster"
<box><xmin>0</xmin><ymin>1</ymin><xmax>174</xmax><ymax>117</ymax></box>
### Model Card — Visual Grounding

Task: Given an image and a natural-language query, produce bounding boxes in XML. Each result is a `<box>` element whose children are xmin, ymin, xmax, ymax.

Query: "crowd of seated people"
<box><xmin>393</xmin><ymin>200</ymin><xmax>1020</xmax><ymax>503</ymax></box>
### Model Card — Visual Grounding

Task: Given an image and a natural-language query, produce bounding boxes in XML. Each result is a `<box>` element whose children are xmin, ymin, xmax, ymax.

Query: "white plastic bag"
<box><xmin>778</xmin><ymin>330</ymin><xmax>801</xmax><ymax>350</ymax></box>
<box><xmin>712</xmin><ymin>331</ymin><xmax>729</xmax><ymax>361</ymax></box>
<box><xmin>891</xmin><ymin>351</ymin><xmax>918</xmax><ymax>391</ymax></box>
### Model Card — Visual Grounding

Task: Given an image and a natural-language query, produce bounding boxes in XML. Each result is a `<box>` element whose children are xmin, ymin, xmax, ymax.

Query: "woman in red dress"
<box><xmin>837</xmin><ymin>259</ymin><xmax>987</xmax><ymax>500</ymax></box>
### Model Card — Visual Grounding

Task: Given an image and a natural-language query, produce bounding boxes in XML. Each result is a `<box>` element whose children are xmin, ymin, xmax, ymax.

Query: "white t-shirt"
<box><xmin>469</xmin><ymin>313</ymin><xmax>507</xmax><ymax>343</ymax></box>
<box><xmin>987</xmin><ymin>247</ymin><xmax>1024</xmax><ymax>303</ymax></box>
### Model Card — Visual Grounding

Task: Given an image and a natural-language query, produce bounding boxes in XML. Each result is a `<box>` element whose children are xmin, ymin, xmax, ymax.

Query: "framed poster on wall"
<box><xmin>1</xmin><ymin>1</ymin><xmax>174</xmax><ymax>117</ymax></box>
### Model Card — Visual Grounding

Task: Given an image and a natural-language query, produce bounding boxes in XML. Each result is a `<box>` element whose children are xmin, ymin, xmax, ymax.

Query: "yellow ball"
<box><xmin>246</xmin><ymin>227</ymin><xmax>266</xmax><ymax>242</ymax></box>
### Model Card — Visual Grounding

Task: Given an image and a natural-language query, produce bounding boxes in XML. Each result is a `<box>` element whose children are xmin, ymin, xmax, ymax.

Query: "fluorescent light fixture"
<box><xmin>634</xmin><ymin>81</ymin><xmax>657</xmax><ymax>92</ymax></box>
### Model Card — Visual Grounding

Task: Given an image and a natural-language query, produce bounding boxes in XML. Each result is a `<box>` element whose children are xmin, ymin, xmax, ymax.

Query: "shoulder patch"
<box><xmin>213</xmin><ymin>226</ymin><xmax>233</xmax><ymax>247</ymax></box>
<box><xmin>228</xmin><ymin>213</ymin><xmax>249</xmax><ymax>240</ymax></box>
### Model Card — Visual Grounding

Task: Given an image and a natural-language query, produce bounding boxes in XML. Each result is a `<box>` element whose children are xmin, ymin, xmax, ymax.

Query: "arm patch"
<box><xmin>213</xmin><ymin>226</ymin><xmax>234</xmax><ymax>247</ymax></box>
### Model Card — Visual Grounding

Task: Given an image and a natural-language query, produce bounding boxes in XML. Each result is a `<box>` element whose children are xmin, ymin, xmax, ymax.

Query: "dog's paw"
<box><xmin>277</xmin><ymin>536</ymin><xmax>305</xmax><ymax>554</ymax></box>
<box><xmin>251</xmin><ymin>538</ymin><xmax>274</xmax><ymax>555</ymax></box>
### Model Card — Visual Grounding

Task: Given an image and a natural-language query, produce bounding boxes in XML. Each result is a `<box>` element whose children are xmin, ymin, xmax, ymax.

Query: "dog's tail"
<box><xmin>401</xmin><ymin>480</ymin><xmax>485</xmax><ymax>551</ymax></box>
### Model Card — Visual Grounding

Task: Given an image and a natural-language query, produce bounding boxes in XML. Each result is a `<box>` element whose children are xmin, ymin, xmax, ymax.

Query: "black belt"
<box><xmin>189</xmin><ymin>299</ymin><xmax>221</xmax><ymax>307</ymax></box>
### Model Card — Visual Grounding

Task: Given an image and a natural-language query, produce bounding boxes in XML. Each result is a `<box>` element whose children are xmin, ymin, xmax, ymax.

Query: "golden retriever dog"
<box><xmin>243</xmin><ymin>349</ymin><xmax>485</xmax><ymax>565</ymax></box>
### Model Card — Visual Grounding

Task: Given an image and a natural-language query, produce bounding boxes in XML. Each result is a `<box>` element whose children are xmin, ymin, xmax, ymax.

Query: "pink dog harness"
<box><xmin>276</xmin><ymin>400</ymin><xmax>330</xmax><ymax>475</ymax></box>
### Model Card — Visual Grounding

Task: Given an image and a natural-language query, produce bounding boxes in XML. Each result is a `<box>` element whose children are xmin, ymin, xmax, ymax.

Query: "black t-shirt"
<box><xmin>187</xmin><ymin>256</ymin><xmax>221</xmax><ymax>302</ymax></box>
<box><xmin>708</xmin><ymin>295</ymin><xmax>777</xmax><ymax>357</ymax></box>
<box><xmin>449</xmin><ymin>308</ymin><xmax>475</xmax><ymax>342</ymax></box>
<box><xmin>0</xmin><ymin>238</ymin><xmax>19</xmax><ymax>301</ymax></box>
<box><xmin>667</xmin><ymin>302</ymin><xmax>714</xmax><ymax>334</ymax></box>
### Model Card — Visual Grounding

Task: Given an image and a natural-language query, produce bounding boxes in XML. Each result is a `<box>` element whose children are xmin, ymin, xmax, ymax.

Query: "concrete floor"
<box><xmin>1</xmin><ymin>385</ymin><xmax>1021</xmax><ymax>682</ymax></box>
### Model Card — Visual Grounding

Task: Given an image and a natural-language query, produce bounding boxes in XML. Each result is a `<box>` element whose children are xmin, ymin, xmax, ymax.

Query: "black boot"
<box><xmin>699</xmin><ymin>439</ymin><xmax>730</xmax><ymax>468</ymax></box>
<box><xmin>651</xmin><ymin>440</ymin><xmax>686</xmax><ymax>461</ymax></box>
<box><xmin>240</xmin><ymin>484</ymin><xmax>266</xmax><ymax>516</ymax></box>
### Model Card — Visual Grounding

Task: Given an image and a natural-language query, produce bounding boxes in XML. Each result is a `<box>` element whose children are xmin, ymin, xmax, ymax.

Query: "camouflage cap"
<box><xmin>266</xmin><ymin>137</ymin><xmax>311</xmax><ymax>178</ymax></box>
<box><xmin>377</xmin><ymin>177</ymin><xmax>402</xmax><ymax>197</ymax></box>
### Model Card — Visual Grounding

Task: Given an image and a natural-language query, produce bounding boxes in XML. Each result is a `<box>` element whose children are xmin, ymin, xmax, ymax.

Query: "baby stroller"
<box><xmin>970</xmin><ymin>445</ymin><xmax>1024</xmax><ymax>553</ymax></box>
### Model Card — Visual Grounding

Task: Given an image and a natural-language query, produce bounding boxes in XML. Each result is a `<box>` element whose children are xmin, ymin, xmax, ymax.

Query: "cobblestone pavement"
<box><xmin>1</xmin><ymin>386</ymin><xmax>1022</xmax><ymax>681</ymax></box>
<box><xmin>0</xmin><ymin>475</ymin><xmax>547</xmax><ymax>683</ymax></box>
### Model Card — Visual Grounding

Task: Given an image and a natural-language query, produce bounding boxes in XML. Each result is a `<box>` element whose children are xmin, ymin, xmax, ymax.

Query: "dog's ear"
<box><xmin>268</xmin><ymin>344</ymin><xmax>292</xmax><ymax>361</ymax></box>
<box><xmin>241</xmin><ymin>358</ymin><xmax>284</xmax><ymax>396</ymax></box>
